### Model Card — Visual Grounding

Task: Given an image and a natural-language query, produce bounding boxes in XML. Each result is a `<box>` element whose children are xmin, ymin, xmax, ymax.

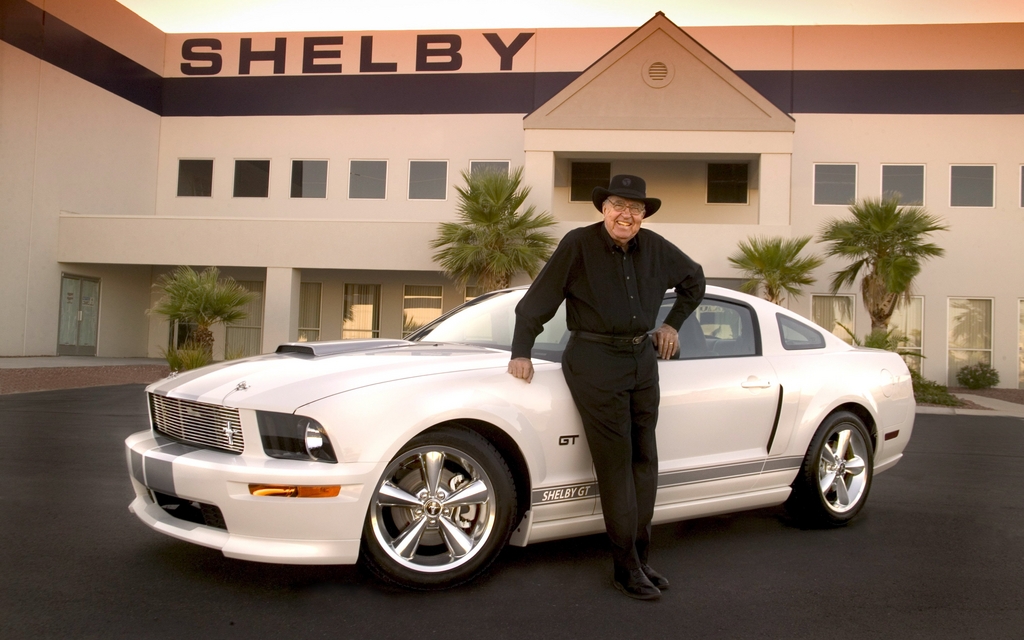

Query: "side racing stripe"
<box><xmin>531</xmin><ymin>456</ymin><xmax>804</xmax><ymax>506</ymax></box>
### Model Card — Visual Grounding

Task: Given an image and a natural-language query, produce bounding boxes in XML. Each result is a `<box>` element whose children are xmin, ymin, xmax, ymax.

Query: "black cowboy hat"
<box><xmin>592</xmin><ymin>174</ymin><xmax>661</xmax><ymax>217</ymax></box>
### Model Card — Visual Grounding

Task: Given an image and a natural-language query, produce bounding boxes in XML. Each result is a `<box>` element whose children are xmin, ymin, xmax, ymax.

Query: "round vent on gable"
<box><xmin>642</xmin><ymin>59</ymin><xmax>674</xmax><ymax>88</ymax></box>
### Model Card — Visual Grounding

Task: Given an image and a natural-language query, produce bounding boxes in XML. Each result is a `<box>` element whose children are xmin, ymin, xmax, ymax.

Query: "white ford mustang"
<box><xmin>125</xmin><ymin>286</ymin><xmax>914</xmax><ymax>588</ymax></box>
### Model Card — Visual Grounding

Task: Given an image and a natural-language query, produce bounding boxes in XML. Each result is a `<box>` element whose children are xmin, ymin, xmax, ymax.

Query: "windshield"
<box><xmin>411</xmin><ymin>290</ymin><xmax>569</xmax><ymax>362</ymax></box>
<box><xmin>410</xmin><ymin>289</ymin><xmax>732</xmax><ymax>362</ymax></box>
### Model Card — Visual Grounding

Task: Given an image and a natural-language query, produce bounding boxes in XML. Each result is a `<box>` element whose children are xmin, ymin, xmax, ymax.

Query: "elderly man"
<box><xmin>508</xmin><ymin>174</ymin><xmax>705</xmax><ymax>600</ymax></box>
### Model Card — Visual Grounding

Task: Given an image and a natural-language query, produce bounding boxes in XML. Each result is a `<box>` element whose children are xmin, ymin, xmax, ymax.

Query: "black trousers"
<box><xmin>561</xmin><ymin>335</ymin><xmax>660</xmax><ymax>572</ymax></box>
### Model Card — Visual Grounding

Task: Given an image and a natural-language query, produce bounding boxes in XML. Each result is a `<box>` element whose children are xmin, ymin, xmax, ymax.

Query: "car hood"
<box><xmin>147</xmin><ymin>341</ymin><xmax>515</xmax><ymax>413</ymax></box>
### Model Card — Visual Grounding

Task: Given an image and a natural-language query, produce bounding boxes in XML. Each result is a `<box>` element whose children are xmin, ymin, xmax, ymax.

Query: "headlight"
<box><xmin>256</xmin><ymin>411</ymin><xmax>338</xmax><ymax>463</ymax></box>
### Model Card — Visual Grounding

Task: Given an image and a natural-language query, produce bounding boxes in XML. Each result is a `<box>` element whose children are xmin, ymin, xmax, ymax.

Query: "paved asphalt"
<box><xmin>2</xmin><ymin>385</ymin><xmax>1023</xmax><ymax>639</ymax></box>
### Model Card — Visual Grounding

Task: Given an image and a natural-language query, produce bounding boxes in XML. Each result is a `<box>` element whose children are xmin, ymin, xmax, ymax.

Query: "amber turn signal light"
<box><xmin>249</xmin><ymin>484</ymin><xmax>341</xmax><ymax>498</ymax></box>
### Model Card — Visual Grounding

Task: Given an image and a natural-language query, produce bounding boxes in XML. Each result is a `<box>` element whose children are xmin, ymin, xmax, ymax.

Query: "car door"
<box><xmin>653</xmin><ymin>296</ymin><xmax>780</xmax><ymax>505</ymax></box>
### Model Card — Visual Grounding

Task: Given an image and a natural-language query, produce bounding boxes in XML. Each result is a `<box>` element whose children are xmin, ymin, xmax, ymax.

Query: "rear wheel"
<box><xmin>787</xmin><ymin>411</ymin><xmax>873</xmax><ymax>527</ymax></box>
<box><xmin>361</xmin><ymin>426</ymin><xmax>516</xmax><ymax>589</ymax></box>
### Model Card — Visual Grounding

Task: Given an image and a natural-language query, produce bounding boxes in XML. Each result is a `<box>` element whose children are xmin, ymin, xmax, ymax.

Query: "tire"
<box><xmin>787</xmin><ymin>410</ymin><xmax>874</xmax><ymax>528</ymax></box>
<box><xmin>360</xmin><ymin>426</ymin><xmax>517</xmax><ymax>589</ymax></box>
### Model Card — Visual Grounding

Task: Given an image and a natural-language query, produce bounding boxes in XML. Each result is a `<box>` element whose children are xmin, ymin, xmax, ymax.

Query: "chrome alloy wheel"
<box><xmin>817</xmin><ymin>425</ymin><xmax>869</xmax><ymax>514</ymax></box>
<box><xmin>370</xmin><ymin>445</ymin><xmax>497</xmax><ymax>573</ymax></box>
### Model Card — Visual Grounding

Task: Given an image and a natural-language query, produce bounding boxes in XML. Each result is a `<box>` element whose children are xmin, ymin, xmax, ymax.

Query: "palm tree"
<box><xmin>150</xmin><ymin>266</ymin><xmax>256</xmax><ymax>356</ymax></box>
<box><xmin>431</xmin><ymin>166</ymin><xmax>557</xmax><ymax>292</ymax></box>
<box><xmin>819</xmin><ymin>196</ymin><xmax>948</xmax><ymax>331</ymax></box>
<box><xmin>727</xmin><ymin>236</ymin><xmax>823</xmax><ymax>305</ymax></box>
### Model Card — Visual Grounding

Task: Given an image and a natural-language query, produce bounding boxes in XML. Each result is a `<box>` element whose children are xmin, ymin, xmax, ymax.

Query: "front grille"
<box><xmin>149</xmin><ymin>393</ymin><xmax>244</xmax><ymax>454</ymax></box>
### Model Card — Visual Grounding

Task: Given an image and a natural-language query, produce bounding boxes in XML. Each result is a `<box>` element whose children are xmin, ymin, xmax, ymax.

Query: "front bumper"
<box><xmin>125</xmin><ymin>430</ymin><xmax>381</xmax><ymax>565</ymax></box>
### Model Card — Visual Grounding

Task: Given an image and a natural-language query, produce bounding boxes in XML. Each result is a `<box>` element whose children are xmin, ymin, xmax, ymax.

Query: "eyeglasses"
<box><xmin>605</xmin><ymin>198</ymin><xmax>645</xmax><ymax>217</ymax></box>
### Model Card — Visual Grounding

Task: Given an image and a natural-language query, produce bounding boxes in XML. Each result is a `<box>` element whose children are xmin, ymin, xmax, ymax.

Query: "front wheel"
<box><xmin>361</xmin><ymin>426</ymin><xmax>516</xmax><ymax>589</ymax></box>
<box><xmin>787</xmin><ymin>411</ymin><xmax>874</xmax><ymax>527</ymax></box>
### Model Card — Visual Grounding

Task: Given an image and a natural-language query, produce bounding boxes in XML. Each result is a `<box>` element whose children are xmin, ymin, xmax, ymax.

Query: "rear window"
<box><xmin>777</xmin><ymin>313</ymin><xmax>826</xmax><ymax>350</ymax></box>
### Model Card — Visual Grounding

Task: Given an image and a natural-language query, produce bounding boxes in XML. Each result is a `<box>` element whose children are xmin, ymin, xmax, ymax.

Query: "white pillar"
<box><xmin>758</xmin><ymin>153</ymin><xmax>792</xmax><ymax>227</ymax></box>
<box><xmin>523</xmin><ymin>150</ymin><xmax>555</xmax><ymax>218</ymax></box>
<box><xmin>262</xmin><ymin>267</ymin><xmax>301</xmax><ymax>353</ymax></box>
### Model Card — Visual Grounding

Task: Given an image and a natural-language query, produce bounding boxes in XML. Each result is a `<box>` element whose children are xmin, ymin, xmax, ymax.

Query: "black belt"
<box><xmin>572</xmin><ymin>331</ymin><xmax>649</xmax><ymax>345</ymax></box>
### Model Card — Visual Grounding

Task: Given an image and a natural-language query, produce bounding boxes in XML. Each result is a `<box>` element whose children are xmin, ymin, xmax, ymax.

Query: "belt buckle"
<box><xmin>632</xmin><ymin>335</ymin><xmax>644</xmax><ymax>345</ymax></box>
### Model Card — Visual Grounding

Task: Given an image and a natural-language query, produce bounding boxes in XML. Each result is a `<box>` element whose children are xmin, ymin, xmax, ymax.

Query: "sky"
<box><xmin>118</xmin><ymin>0</ymin><xmax>1024</xmax><ymax>33</ymax></box>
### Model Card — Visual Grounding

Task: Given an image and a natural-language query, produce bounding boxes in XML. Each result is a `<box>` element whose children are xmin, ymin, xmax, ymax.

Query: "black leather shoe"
<box><xmin>613</xmin><ymin>568</ymin><xmax>661</xmax><ymax>600</ymax></box>
<box><xmin>641</xmin><ymin>564</ymin><xmax>670</xmax><ymax>590</ymax></box>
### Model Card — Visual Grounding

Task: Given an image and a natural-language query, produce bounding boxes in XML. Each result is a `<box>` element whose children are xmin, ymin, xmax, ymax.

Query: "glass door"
<box><xmin>57</xmin><ymin>275</ymin><xmax>100</xmax><ymax>356</ymax></box>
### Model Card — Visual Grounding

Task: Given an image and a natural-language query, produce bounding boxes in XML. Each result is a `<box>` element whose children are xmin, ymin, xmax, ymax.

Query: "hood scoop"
<box><xmin>276</xmin><ymin>339</ymin><xmax>412</xmax><ymax>357</ymax></box>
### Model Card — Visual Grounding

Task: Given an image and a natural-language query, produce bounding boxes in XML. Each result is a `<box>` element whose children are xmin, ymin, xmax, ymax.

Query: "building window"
<box><xmin>465</xmin><ymin>285</ymin><xmax>484</xmax><ymax>302</ymax></box>
<box><xmin>881</xmin><ymin>165</ymin><xmax>925</xmax><ymax>205</ymax></box>
<box><xmin>225</xmin><ymin>281</ymin><xmax>265</xmax><ymax>357</ymax></box>
<box><xmin>403</xmin><ymin>285</ymin><xmax>443</xmax><ymax>336</ymax></box>
<box><xmin>950</xmin><ymin>165</ymin><xmax>994</xmax><ymax>207</ymax></box>
<box><xmin>233</xmin><ymin>160</ymin><xmax>270</xmax><ymax>198</ymax></box>
<box><xmin>948</xmin><ymin>298</ymin><xmax>993</xmax><ymax>386</ymax></box>
<box><xmin>409</xmin><ymin>161</ymin><xmax>448</xmax><ymax>200</ymax></box>
<box><xmin>706</xmin><ymin>163</ymin><xmax>749</xmax><ymax>204</ymax></box>
<box><xmin>889</xmin><ymin>296</ymin><xmax>924</xmax><ymax>373</ymax></box>
<box><xmin>291</xmin><ymin>160</ymin><xmax>328</xmax><ymax>198</ymax></box>
<box><xmin>470</xmin><ymin>161</ymin><xmax>510</xmax><ymax>176</ymax></box>
<box><xmin>343</xmin><ymin>284</ymin><xmax>380</xmax><ymax>338</ymax></box>
<box><xmin>1018</xmin><ymin>300</ymin><xmax>1024</xmax><ymax>389</ymax></box>
<box><xmin>571</xmin><ymin>162</ymin><xmax>610</xmax><ymax>202</ymax></box>
<box><xmin>349</xmin><ymin>160</ymin><xmax>387</xmax><ymax>199</ymax></box>
<box><xmin>811</xmin><ymin>294</ymin><xmax>856</xmax><ymax>344</ymax></box>
<box><xmin>177</xmin><ymin>159</ymin><xmax>213</xmax><ymax>197</ymax></box>
<box><xmin>814</xmin><ymin>164</ymin><xmax>857</xmax><ymax>205</ymax></box>
<box><xmin>298</xmin><ymin>282</ymin><xmax>322</xmax><ymax>342</ymax></box>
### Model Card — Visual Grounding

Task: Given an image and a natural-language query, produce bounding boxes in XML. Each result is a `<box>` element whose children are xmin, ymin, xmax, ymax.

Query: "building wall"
<box><xmin>2</xmin><ymin>6</ymin><xmax>1022</xmax><ymax>386</ymax></box>
<box><xmin>0</xmin><ymin>40</ymin><xmax>162</xmax><ymax>356</ymax></box>
<box><xmin>789</xmin><ymin>113</ymin><xmax>1024</xmax><ymax>387</ymax></box>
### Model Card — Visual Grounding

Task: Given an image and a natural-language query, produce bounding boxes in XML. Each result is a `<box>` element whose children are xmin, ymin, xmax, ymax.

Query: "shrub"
<box><xmin>162</xmin><ymin>346</ymin><xmax>211</xmax><ymax>372</ymax></box>
<box><xmin>956</xmin><ymin>363</ymin><xmax>999</xmax><ymax>390</ymax></box>
<box><xmin>910</xmin><ymin>369</ymin><xmax>963</xmax><ymax>406</ymax></box>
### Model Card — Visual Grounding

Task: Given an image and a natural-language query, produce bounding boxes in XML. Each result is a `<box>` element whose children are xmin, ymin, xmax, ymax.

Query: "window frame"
<box><xmin>949</xmin><ymin>164</ymin><xmax>995</xmax><ymax>208</ymax></box>
<box><xmin>402</xmin><ymin>284</ymin><xmax>444</xmax><ymax>337</ymax></box>
<box><xmin>298</xmin><ymin>281</ymin><xmax>323</xmax><ymax>342</ymax></box>
<box><xmin>469</xmin><ymin>160</ymin><xmax>510</xmax><ymax>177</ymax></box>
<box><xmin>225</xmin><ymin>280</ymin><xmax>265</xmax><ymax>357</ymax></box>
<box><xmin>290</xmin><ymin>159</ymin><xmax>329</xmax><ymax>199</ymax></box>
<box><xmin>569</xmin><ymin>162</ymin><xmax>611</xmax><ymax>203</ymax></box>
<box><xmin>813</xmin><ymin>163</ymin><xmax>858</xmax><ymax>206</ymax></box>
<box><xmin>880</xmin><ymin>163</ymin><xmax>926</xmax><ymax>206</ymax></box>
<box><xmin>407</xmin><ymin>160</ymin><xmax>449</xmax><ymax>201</ymax></box>
<box><xmin>656</xmin><ymin>294</ymin><xmax>762</xmax><ymax>360</ymax></box>
<box><xmin>342</xmin><ymin>283</ymin><xmax>382</xmax><ymax>339</ymax></box>
<box><xmin>810</xmin><ymin>294</ymin><xmax>857</xmax><ymax>344</ymax></box>
<box><xmin>777</xmin><ymin>313</ymin><xmax>827</xmax><ymax>351</ymax></box>
<box><xmin>889</xmin><ymin>295</ymin><xmax>924</xmax><ymax>373</ymax></box>
<box><xmin>1019</xmin><ymin>165</ymin><xmax>1023</xmax><ymax>208</ymax></box>
<box><xmin>705</xmin><ymin>162</ymin><xmax>749</xmax><ymax>205</ymax></box>
<box><xmin>232</xmin><ymin>159</ymin><xmax>272</xmax><ymax>198</ymax></box>
<box><xmin>348</xmin><ymin>159</ymin><xmax>389</xmax><ymax>200</ymax></box>
<box><xmin>176</xmin><ymin>158</ymin><xmax>214</xmax><ymax>198</ymax></box>
<box><xmin>946</xmin><ymin>296</ymin><xmax>995</xmax><ymax>387</ymax></box>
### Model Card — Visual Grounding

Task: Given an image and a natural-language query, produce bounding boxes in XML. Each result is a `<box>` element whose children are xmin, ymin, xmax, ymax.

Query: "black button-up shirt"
<box><xmin>511</xmin><ymin>222</ymin><xmax>706</xmax><ymax>359</ymax></box>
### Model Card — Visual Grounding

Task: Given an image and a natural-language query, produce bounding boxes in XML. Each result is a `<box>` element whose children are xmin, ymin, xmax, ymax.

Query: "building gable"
<box><xmin>524</xmin><ymin>13</ymin><xmax>795</xmax><ymax>132</ymax></box>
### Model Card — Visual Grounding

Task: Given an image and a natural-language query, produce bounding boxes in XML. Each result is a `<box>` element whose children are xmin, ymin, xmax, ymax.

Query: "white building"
<box><xmin>2</xmin><ymin>0</ymin><xmax>1022</xmax><ymax>388</ymax></box>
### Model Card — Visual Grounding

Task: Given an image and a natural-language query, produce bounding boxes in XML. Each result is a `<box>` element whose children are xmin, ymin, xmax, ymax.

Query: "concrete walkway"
<box><xmin>917</xmin><ymin>393</ymin><xmax>1024</xmax><ymax>419</ymax></box>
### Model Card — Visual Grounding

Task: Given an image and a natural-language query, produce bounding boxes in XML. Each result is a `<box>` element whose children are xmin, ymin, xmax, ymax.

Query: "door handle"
<box><xmin>741</xmin><ymin>376</ymin><xmax>772</xmax><ymax>389</ymax></box>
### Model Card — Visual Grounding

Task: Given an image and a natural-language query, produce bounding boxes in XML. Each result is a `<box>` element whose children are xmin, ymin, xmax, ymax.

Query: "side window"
<box><xmin>656</xmin><ymin>297</ymin><xmax>758</xmax><ymax>359</ymax></box>
<box><xmin>778</xmin><ymin>313</ymin><xmax>826</xmax><ymax>350</ymax></box>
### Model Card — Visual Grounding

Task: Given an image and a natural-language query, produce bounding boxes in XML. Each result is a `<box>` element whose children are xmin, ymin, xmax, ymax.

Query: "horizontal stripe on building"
<box><xmin>3</xmin><ymin>0</ymin><xmax>1023</xmax><ymax>116</ymax></box>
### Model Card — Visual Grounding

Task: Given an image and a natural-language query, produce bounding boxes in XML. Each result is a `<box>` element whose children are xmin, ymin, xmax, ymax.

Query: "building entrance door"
<box><xmin>57</xmin><ymin>275</ymin><xmax>100</xmax><ymax>356</ymax></box>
